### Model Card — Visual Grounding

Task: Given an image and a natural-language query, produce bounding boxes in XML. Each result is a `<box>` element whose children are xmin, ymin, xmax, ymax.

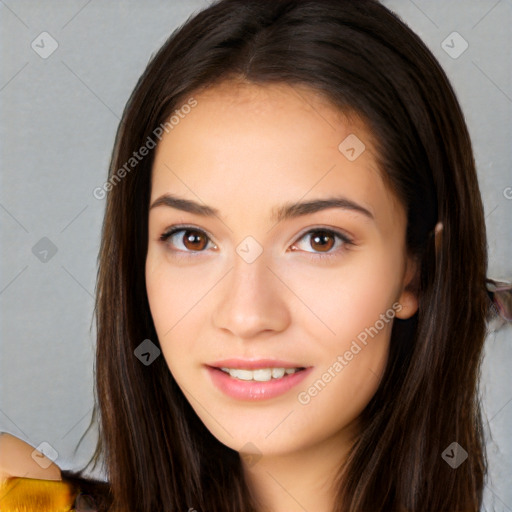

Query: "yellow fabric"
<box><xmin>0</xmin><ymin>477</ymin><xmax>78</xmax><ymax>512</ymax></box>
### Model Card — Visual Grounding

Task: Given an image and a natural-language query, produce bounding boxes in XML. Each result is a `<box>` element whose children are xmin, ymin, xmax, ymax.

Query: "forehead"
<box><xmin>150</xmin><ymin>80</ymin><xmax>404</xmax><ymax>228</ymax></box>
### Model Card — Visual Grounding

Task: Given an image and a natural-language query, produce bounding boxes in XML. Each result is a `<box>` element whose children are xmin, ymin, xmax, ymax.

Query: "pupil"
<box><xmin>312</xmin><ymin>232</ymin><xmax>333</xmax><ymax>252</ymax></box>
<box><xmin>185</xmin><ymin>230</ymin><xmax>206</xmax><ymax>250</ymax></box>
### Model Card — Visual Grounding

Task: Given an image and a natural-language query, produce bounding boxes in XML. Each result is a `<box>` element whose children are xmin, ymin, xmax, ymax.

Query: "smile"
<box><xmin>219</xmin><ymin>367</ymin><xmax>304</xmax><ymax>381</ymax></box>
<box><xmin>206</xmin><ymin>365</ymin><xmax>313</xmax><ymax>400</ymax></box>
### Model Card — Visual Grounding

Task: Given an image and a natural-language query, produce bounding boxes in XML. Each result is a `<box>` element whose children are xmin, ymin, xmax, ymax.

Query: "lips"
<box><xmin>205</xmin><ymin>359</ymin><xmax>313</xmax><ymax>400</ymax></box>
<box><xmin>207</xmin><ymin>358</ymin><xmax>306</xmax><ymax>370</ymax></box>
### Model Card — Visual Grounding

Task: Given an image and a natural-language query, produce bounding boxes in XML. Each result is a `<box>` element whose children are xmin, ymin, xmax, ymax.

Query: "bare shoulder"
<box><xmin>0</xmin><ymin>432</ymin><xmax>61</xmax><ymax>483</ymax></box>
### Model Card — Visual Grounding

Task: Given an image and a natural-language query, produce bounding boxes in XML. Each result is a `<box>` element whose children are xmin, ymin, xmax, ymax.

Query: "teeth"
<box><xmin>272</xmin><ymin>367</ymin><xmax>285</xmax><ymax>379</ymax></box>
<box><xmin>220</xmin><ymin>367</ymin><xmax>301</xmax><ymax>381</ymax></box>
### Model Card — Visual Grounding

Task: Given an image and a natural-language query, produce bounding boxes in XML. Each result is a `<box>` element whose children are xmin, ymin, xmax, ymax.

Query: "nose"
<box><xmin>212</xmin><ymin>250</ymin><xmax>291</xmax><ymax>339</ymax></box>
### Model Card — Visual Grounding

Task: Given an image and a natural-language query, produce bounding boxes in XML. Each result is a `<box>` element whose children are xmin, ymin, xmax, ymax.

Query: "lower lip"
<box><xmin>206</xmin><ymin>366</ymin><xmax>313</xmax><ymax>401</ymax></box>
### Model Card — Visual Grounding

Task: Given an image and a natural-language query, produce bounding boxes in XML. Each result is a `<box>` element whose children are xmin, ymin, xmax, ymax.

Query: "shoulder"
<box><xmin>0</xmin><ymin>433</ymin><xmax>113</xmax><ymax>510</ymax></box>
<box><xmin>0</xmin><ymin>432</ymin><xmax>61</xmax><ymax>483</ymax></box>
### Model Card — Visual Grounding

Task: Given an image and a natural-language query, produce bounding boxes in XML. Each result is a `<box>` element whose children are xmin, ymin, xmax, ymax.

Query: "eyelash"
<box><xmin>159</xmin><ymin>224</ymin><xmax>354</xmax><ymax>261</ymax></box>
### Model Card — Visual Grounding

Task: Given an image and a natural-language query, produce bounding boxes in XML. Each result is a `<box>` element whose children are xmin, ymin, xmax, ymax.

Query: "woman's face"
<box><xmin>146</xmin><ymin>80</ymin><xmax>418</xmax><ymax>460</ymax></box>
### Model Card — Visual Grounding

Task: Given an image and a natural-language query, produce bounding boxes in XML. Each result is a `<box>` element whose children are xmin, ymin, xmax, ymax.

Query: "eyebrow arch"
<box><xmin>149</xmin><ymin>193</ymin><xmax>374</xmax><ymax>222</ymax></box>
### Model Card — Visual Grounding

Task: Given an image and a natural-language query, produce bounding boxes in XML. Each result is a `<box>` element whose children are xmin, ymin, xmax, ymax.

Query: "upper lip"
<box><xmin>207</xmin><ymin>358</ymin><xmax>308</xmax><ymax>370</ymax></box>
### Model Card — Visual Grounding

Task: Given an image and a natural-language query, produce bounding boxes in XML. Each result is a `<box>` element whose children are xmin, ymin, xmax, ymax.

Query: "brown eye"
<box><xmin>160</xmin><ymin>227</ymin><xmax>214</xmax><ymax>253</ymax></box>
<box><xmin>290</xmin><ymin>228</ymin><xmax>352</xmax><ymax>260</ymax></box>
<box><xmin>309</xmin><ymin>230</ymin><xmax>335</xmax><ymax>252</ymax></box>
<box><xmin>181</xmin><ymin>229</ymin><xmax>208</xmax><ymax>251</ymax></box>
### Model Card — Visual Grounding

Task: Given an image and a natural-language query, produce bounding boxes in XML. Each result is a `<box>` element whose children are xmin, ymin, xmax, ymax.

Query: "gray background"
<box><xmin>0</xmin><ymin>1</ymin><xmax>511</xmax><ymax>510</ymax></box>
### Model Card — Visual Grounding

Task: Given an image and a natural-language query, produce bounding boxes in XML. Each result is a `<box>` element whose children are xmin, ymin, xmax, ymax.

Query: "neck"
<box><xmin>242</xmin><ymin>421</ymin><xmax>359</xmax><ymax>512</ymax></box>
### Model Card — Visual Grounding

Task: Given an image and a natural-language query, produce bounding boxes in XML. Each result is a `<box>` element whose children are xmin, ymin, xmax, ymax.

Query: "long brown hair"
<box><xmin>77</xmin><ymin>0</ymin><xmax>491</xmax><ymax>510</ymax></box>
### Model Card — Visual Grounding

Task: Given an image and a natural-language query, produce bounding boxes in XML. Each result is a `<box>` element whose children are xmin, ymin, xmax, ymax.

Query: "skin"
<box><xmin>0</xmin><ymin>432</ymin><xmax>62</xmax><ymax>483</ymax></box>
<box><xmin>146</xmin><ymin>80</ymin><xmax>418</xmax><ymax>512</ymax></box>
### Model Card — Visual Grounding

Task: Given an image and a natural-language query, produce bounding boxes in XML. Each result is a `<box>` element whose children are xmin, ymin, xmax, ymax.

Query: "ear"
<box><xmin>395</xmin><ymin>222</ymin><xmax>443</xmax><ymax>320</ymax></box>
<box><xmin>395</xmin><ymin>254</ymin><xmax>419</xmax><ymax>320</ymax></box>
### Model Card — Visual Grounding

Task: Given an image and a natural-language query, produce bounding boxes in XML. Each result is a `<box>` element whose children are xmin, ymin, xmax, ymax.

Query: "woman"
<box><xmin>1</xmin><ymin>0</ymin><xmax>510</xmax><ymax>510</ymax></box>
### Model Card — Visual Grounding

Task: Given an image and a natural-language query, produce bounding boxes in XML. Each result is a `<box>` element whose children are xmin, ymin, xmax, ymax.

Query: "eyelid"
<box><xmin>159</xmin><ymin>224</ymin><xmax>354</xmax><ymax>258</ymax></box>
<box><xmin>159</xmin><ymin>224</ymin><xmax>218</xmax><ymax>252</ymax></box>
<box><xmin>289</xmin><ymin>226</ymin><xmax>354</xmax><ymax>260</ymax></box>
<box><xmin>292</xmin><ymin>225</ymin><xmax>354</xmax><ymax>246</ymax></box>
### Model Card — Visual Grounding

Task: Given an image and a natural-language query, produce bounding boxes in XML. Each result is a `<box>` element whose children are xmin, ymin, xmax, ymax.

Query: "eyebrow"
<box><xmin>149</xmin><ymin>193</ymin><xmax>374</xmax><ymax>222</ymax></box>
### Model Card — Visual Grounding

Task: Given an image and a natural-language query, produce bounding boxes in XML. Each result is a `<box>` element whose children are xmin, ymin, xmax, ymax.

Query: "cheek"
<box><xmin>145</xmin><ymin>270</ymin><xmax>191</xmax><ymax>388</ymax></box>
<box><xmin>145</xmin><ymin>251</ymin><xmax>216</xmax><ymax>375</ymax></box>
<box><xmin>279</xmin><ymin>248</ymin><xmax>403</xmax><ymax>346</ymax></box>
<box><xmin>294</xmin><ymin>286</ymin><xmax>395</xmax><ymax>438</ymax></box>
<box><xmin>145</xmin><ymin>253</ymin><xmax>184</xmax><ymax>357</ymax></box>
<box><xmin>145</xmin><ymin>250</ymin><xmax>208</xmax><ymax>335</ymax></box>
<box><xmin>286</xmin><ymin>250</ymin><xmax>401</xmax><ymax>411</ymax></box>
